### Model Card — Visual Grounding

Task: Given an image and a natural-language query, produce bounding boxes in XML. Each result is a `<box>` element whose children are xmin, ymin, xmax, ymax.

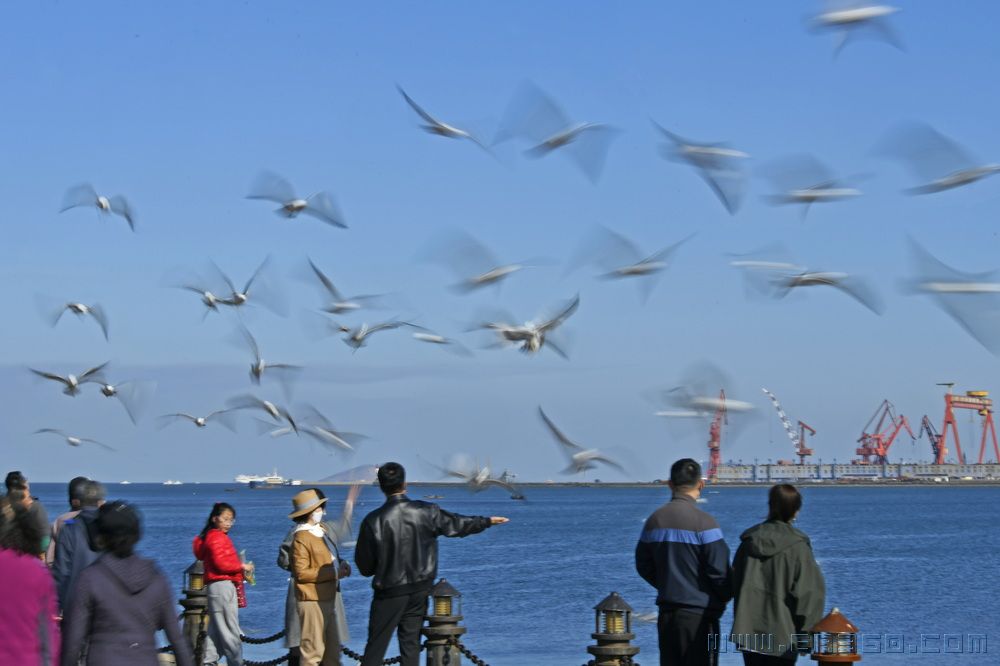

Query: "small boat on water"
<box><xmin>246</xmin><ymin>469</ymin><xmax>302</xmax><ymax>489</ymax></box>
<box><xmin>120</xmin><ymin>481</ymin><xmax>131</xmax><ymax>485</ymax></box>
<box><xmin>163</xmin><ymin>480</ymin><xmax>183</xmax><ymax>486</ymax></box>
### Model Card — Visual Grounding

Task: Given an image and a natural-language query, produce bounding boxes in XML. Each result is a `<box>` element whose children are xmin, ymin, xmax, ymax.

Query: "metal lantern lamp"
<box><xmin>810</xmin><ymin>608</ymin><xmax>861</xmax><ymax>662</ymax></box>
<box><xmin>184</xmin><ymin>559</ymin><xmax>205</xmax><ymax>594</ymax></box>
<box><xmin>587</xmin><ymin>592</ymin><xmax>640</xmax><ymax>666</ymax></box>
<box><xmin>430</xmin><ymin>578</ymin><xmax>462</xmax><ymax>618</ymax></box>
<box><xmin>422</xmin><ymin>579</ymin><xmax>466</xmax><ymax>664</ymax></box>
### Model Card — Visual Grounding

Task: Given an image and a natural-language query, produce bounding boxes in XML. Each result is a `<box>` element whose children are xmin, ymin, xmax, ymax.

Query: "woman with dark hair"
<box><xmin>0</xmin><ymin>496</ymin><xmax>60</xmax><ymax>665</ymax></box>
<box><xmin>61</xmin><ymin>501</ymin><xmax>194</xmax><ymax>666</ymax></box>
<box><xmin>193</xmin><ymin>502</ymin><xmax>253</xmax><ymax>666</ymax></box>
<box><xmin>731</xmin><ymin>484</ymin><xmax>826</xmax><ymax>665</ymax></box>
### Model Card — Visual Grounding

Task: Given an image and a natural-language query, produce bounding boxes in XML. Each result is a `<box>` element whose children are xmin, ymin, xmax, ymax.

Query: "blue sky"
<box><xmin>3</xmin><ymin>1</ymin><xmax>1000</xmax><ymax>482</ymax></box>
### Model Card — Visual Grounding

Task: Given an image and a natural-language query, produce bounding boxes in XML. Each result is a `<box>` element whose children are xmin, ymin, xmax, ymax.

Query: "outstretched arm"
<box><xmin>434</xmin><ymin>507</ymin><xmax>507</xmax><ymax>537</ymax></box>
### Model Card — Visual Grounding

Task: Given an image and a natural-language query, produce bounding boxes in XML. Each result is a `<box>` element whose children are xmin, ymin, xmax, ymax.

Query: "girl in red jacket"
<box><xmin>193</xmin><ymin>502</ymin><xmax>254</xmax><ymax>666</ymax></box>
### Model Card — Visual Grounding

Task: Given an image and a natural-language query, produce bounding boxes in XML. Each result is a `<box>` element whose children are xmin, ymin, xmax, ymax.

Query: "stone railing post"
<box><xmin>422</xmin><ymin>579</ymin><xmax>465</xmax><ymax>666</ymax></box>
<box><xmin>179</xmin><ymin>559</ymin><xmax>209</xmax><ymax>662</ymax></box>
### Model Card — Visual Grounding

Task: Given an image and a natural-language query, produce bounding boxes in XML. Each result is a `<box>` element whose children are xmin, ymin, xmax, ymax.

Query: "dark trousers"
<box><xmin>742</xmin><ymin>652</ymin><xmax>796</xmax><ymax>665</ymax></box>
<box><xmin>657</xmin><ymin>607</ymin><xmax>720</xmax><ymax>666</ymax></box>
<box><xmin>361</xmin><ymin>591</ymin><xmax>428</xmax><ymax>666</ymax></box>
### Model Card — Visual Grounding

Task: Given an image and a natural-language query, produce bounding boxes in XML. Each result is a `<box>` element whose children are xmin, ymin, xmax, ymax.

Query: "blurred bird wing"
<box><xmin>80</xmin><ymin>362</ymin><xmax>110</xmax><ymax>383</ymax></box>
<box><xmin>108</xmin><ymin>195</ymin><xmax>135</xmax><ymax>230</ymax></box>
<box><xmin>496</xmin><ymin>81</ymin><xmax>572</xmax><ymax>145</ymax></box>
<box><xmin>830</xmin><ymin>275</ymin><xmax>885</xmax><ymax>314</ymax></box>
<box><xmin>60</xmin><ymin>183</ymin><xmax>98</xmax><ymax>211</ymax></box>
<box><xmin>562</xmin><ymin>124</ymin><xmax>620</xmax><ymax>183</ymax></box>
<box><xmin>480</xmin><ymin>478</ymin><xmax>518</xmax><ymax>494</ymax></box>
<box><xmin>87</xmin><ymin>303</ymin><xmax>110</xmax><ymax>340</ymax></box>
<box><xmin>644</xmin><ymin>232</ymin><xmax>697</xmax><ymax>265</ymax></box>
<box><xmin>209</xmin><ymin>261</ymin><xmax>238</xmax><ymax>296</ymax></box>
<box><xmin>699</xmin><ymin>167</ymin><xmax>745</xmax><ymax>215</ymax></box>
<box><xmin>592</xmin><ymin>453</ymin><xmax>627</xmax><ymax>474</ymax></box>
<box><xmin>34</xmin><ymin>428</ymin><xmax>65</xmax><ymax>437</ymax></box>
<box><xmin>538</xmin><ymin>294</ymin><xmax>580</xmax><ymax>333</ymax></box>
<box><xmin>397</xmin><ymin>86</ymin><xmax>443</xmax><ymax>127</ymax></box>
<box><xmin>82</xmin><ymin>438</ymin><xmax>116</xmax><ymax>452</ymax></box>
<box><xmin>877</xmin><ymin>123</ymin><xmax>978</xmax><ymax>183</ymax></box>
<box><xmin>247</xmin><ymin>171</ymin><xmax>297</xmax><ymax>203</ymax></box>
<box><xmin>303</xmin><ymin>426</ymin><xmax>355</xmax><ymax>452</ymax></box>
<box><xmin>242</xmin><ymin>255</ymin><xmax>273</xmax><ymax>294</ymax></box>
<box><xmin>538</xmin><ymin>407</ymin><xmax>584</xmax><ymax>453</ymax></box>
<box><xmin>575</xmin><ymin>226</ymin><xmax>642</xmax><ymax>273</ymax></box>
<box><xmin>931</xmin><ymin>295</ymin><xmax>1000</xmax><ymax>356</ymax></box>
<box><xmin>762</xmin><ymin>154</ymin><xmax>836</xmax><ymax>191</ymax></box>
<box><xmin>114</xmin><ymin>380</ymin><xmax>156</xmax><ymax>425</ymax></box>
<box><xmin>238</xmin><ymin>324</ymin><xmax>261</xmax><ymax>363</ymax></box>
<box><xmin>422</xmin><ymin>229</ymin><xmax>501</xmax><ymax>280</ymax></box>
<box><xmin>207</xmin><ymin>409</ymin><xmax>239</xmax><ymax>432</ymax></box>
<box><xmin>305</xmin><ymin>191</ymin><xmax>347</xmax><ymax>228</ymax></box>
<box><xmin>308</xmin><ymin>258</ymin><xmax>344</xmax><ymax>301</ymax></box>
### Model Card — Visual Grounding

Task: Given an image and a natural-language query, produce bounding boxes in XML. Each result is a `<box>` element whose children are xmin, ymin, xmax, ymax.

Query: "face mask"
<box><xmin>310</xmin><ymin>508</ymin><xmax>325</xmax><ymax>524</ymax></box>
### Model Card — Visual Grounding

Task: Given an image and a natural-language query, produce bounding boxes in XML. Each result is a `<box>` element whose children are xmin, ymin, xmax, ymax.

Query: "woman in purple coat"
<box><xmin>61</xmin><ymin>501</ymin><xmax>194</xmax><ymax>666</ymax></box>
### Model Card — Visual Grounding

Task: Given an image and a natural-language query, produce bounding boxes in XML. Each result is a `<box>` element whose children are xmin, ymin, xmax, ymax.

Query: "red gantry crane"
<box><xmin>707</xmin><ymin>389</ymin><xmax>727</xmax><ymax>483</ymax></box>
<box><xmin>855</xmin><ymin>399</ymin><xmax>915</xmax><ymax>464</ymax></box>
<box><xmin>762</xmin><ymin>388</ymin><xmax>815</xmax><ymax>465</ymax></box>
<box><xmin>936</xmin><ymin>385</ymin><xmax>1000</xmax><ymax>464</ymax></box>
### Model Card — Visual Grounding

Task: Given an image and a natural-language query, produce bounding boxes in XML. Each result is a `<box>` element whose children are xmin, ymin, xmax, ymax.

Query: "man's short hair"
<box><xmin>377</xmin><ymin>463</ymin><xmax>406</xmax><ymax>495</ymax></box>
<box><xmin>5</xmin><ymin>471</ymin><xmax>27</xmax><ymax>493</ymax></box>
<box><xmin>68</xmin><ymin>476</ymin><xmax>90</xmax><ymax>504</ymax></box>
<box><xmin>670</xmin><ymin>459</ymin><xmax>702</xmax><ymax>488</ymax></box>
<box><xmin>79</xmin><ymin>480</ymin><xmax>106</xmax><ymax>507</ymax></box>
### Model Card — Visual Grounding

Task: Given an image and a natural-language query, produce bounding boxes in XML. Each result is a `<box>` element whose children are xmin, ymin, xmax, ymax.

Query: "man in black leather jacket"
<box><xmin>355</xmin><ymin>462</ymin><xmax>508</xmax><ymax>666</ymax></box>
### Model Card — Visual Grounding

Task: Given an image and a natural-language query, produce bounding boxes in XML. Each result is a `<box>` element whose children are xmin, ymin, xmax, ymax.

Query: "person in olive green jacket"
<box><xmin>731</xmin><ymin>484</ymin><xmax>825</xmax><ymax>665</ymax></box>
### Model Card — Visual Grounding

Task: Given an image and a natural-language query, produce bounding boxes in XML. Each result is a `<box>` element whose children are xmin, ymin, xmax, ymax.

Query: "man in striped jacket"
<box><xmin>636</xmin><ymin>459</ymin><xmax>732</xmax><ymax>666</ymax></box>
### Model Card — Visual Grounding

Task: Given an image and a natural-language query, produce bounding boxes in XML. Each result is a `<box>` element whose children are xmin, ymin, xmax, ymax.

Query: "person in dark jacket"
<box><xmin>53</xmin><ymin>480</ymin><xmax>105</xmax><ymax>610</ymax></box>
<box><xmin>731</xmin><ymin>484</ymin><xmax>825</xmax><ymax>665</ymax></box>
<box><xmin>636</xmin><ymin>458</ymin><xmax>732</xmax><ymax>666</ymax></box>
<box><xmin>5</xmin><ymin>470</ymin><xmax>51</xmax><ymax>557</ymax></box>
<box><xmin>355</xmin><ymin>462</ymin><xmax>508</xmax><ymax>666</ymax></box>
<box><xmin>61</xmin><ymin>501</ymin><xmax>194</xmax><ymax>666</ymax></box>
<box><xmin>47</xmin><ymin>476</ymin><xmax>90</xmax><ymax>565</ymax></box>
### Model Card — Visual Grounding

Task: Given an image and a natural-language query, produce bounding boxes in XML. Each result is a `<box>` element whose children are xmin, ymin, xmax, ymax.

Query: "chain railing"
<box><xmin>445</xmin><ymin>635</ymin><xmax>490</xmax><ymax>666</ymax></box>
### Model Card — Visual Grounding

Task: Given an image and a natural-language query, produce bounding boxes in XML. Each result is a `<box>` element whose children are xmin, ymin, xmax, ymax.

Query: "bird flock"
<box><xmin>24</xmin><ymin>2</ymin><xmax>1000</xmax><ymax>490</ymax></box>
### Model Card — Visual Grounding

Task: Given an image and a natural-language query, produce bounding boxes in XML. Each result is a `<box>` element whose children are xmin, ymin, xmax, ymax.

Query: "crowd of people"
<box><xmin>0</xmin><ymin>461</ymin><xmax>823</xmax><ymax>666</ymax></box>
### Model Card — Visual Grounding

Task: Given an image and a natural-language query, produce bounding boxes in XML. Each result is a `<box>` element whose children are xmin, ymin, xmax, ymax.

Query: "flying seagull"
<box><xmin>34</xmin><ymin>428</ymin><xmax>116</xmax><ymax>452</ymax></box>
<box><xmin>306</xmin><ymin>258</ymin><xmax>383</xmax><ymax>315</ymax></box>
<box><xmin>212</xmin><ymin>256</ymin><xmax>286</xmax><ymax>316</ymax></box>
<box><xmin>36</xmin><ymin>299</ymin><xmax>110</xmax><ymax>341</ymax></box>
<box><xmin>763</xmin><ymin>154</ymin><xmax>863</xmax><ymax>218</ymax></box>
<box><xmin>60</xmin><ymin>183</ymin><xmax>136</xmax><ymax>231</ymax></box>
<box><xmin>877</xmin><ymin>122</ymin><xmax>1000</xmax><ymax>195</ymax></box>
<box><xmin>496</xmin><ymin>82</ymin><xmax>619</xmax><ymax>183</ymax></box>
<box><xmin>237</xmin><ymin>325</ymin><xmax>301</xmax><ymax>392</ymax></box>
<box><xmin>157</xmin><ymin>410</ymin><xmax>238</xmax><ymax>431</ymax></box>
<box><xmin>412</xmin><ymin>330</ymin><xmax>473</xmax><ymax>356</ymax></box>
<box><xmin>811</xmin><ymin>2</ymin><xmax>902</xmax><ymax>57</ymax></box>
<box><xmin>29</xmin><ymin>362</ymin><xmax>108</xmax><ymax>397</ymax></box>
<box><xmin>903</xmin><ymin>238</ymin><xmax>1000</xmax><ymax>355</ymax></box>
<box><xmin>475</xmin><ymin>294</ymin><xmax>579</xmax><ymax>358</ymax></box>
<box><xmin>247</xmin><ymin>171</ymin><xmax>347</xmax><ymax>228</ymax></box>
<box><xmin>299</xmin><ymin>406</ymin><xmax>368</xmax><ymax>454</ymax></box>
<box><xmin>422</xmin><ymin>230</ymin><xmax>530</xmax><ymax>294</ymax></box>
<box><xmin>226</xmin><ymin>394</ymin><xmax>299</xmax><ymax>433</ymax></box>
<box><xmin>430</xmin><ymin>454</ymin><xmax>522</xmax><ymax>497</ymax></box>
<box><xmin>538</xmin><ymin>406</ymin><xmax>626</xmax><ymax>475</ymax></box>
<box><xmin>94</xmin><ymin>379</ymin><xmax>156</xmax><ymax>425</ymax></box>
<box><xmin>397</xmin><ymin>86</ymin><xmax>490</xmax><ymax>152</ymax></box>
<box><xmin>334</xmin><ymin>320</ymin><xmax>422</xmax><ymax>352</ymax></box>
<box><xmin>651</xmin><ymin>120</ymin><xmax>749</xmax><ymax>214</ymax></box>
<box><xmin>570</xmin><ymin>227</ymin><xmax>695</xmax><ymax>302</ymax></box>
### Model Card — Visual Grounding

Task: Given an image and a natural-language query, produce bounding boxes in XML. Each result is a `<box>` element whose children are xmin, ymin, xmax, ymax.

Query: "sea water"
<box><xmin>30</xmin><ymin>483</ymin><xmax>1000</xmax><ymax>665</ymax></box>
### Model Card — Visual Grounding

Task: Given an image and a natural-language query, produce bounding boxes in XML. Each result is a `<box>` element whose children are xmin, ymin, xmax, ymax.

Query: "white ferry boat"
<box><xmin>163</xmin><ymin>480</ymin><xmax>183</xmax><ymax>486</ymax></box>
<box><xmin>241</xmin><ymin>469</ymin><xmax>302</xmax><ymax>488</ymax></box>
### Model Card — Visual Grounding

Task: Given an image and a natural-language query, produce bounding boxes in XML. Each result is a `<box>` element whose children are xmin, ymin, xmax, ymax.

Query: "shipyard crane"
<box><xmin>706</xmin><ymin>389</ymin><xmax>727</xmax><ymax>483</ymax></box>
<box><xmin>918</xmin><ymin>415</ymin><xmax>947</xmax><ymax>465</ymax></box>
<box><xmin>936</xmin><ymin>386</ymin><xmax>1000</xmax><ymax>464</ymax></box>
<box><xmin>762</xmin><ymin>388</ymin><xmax>815</xmax><ymax>465</ymax></box>
<box><xmin>855</xmin><ymin>399</ymin><xmax>915</xmax><ymax>464</ymax></box>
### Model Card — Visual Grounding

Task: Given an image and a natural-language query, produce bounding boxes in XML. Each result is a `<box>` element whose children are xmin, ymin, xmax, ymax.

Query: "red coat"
<box><xmin>192</xmin><ymin>528</ymin><xmax>243</xmax><ymax>584</ymax></box>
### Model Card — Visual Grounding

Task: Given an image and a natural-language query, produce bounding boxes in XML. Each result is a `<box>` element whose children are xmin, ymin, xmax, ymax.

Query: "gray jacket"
<box><xmin>53</xmin><ymin>506</ymin><xmax>101</xmax><ymax>609</ymax></box>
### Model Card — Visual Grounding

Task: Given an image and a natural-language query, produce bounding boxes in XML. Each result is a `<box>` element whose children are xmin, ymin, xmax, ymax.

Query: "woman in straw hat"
<box><xmin>287</xmin><ymin>487</ymin><xmax>355</xmax><ymax>666</ymax></box>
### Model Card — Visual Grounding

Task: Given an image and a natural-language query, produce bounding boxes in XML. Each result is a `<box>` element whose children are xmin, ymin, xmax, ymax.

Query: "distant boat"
<box><xmin>163</xmin><ymin>480</ymin><xmax>183</xmax><ymax>486</ymax></box>
<box><xmin>120</xmin><ymin>481</ymin><xmax>132</xmax><ymax>485</ymax></box>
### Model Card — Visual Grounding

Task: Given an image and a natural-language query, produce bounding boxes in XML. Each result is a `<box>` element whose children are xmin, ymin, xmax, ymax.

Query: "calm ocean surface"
<box><xmin>31</xmin><ymin>483</ymin><xmax>999</xmax><ymax>665</ymax></box>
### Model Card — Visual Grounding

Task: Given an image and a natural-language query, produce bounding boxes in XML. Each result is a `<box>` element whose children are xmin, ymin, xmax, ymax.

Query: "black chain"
<box><xmin>341</xmin><ymin>644</ymin><xmax>403</xmax><ymax>664</ymax></box>
<box><xmin>446</xmin><ymin>636</ymin><xmax>489</xmax><ymax>666</ymax></box>
<box><xmin>581</xmin><ymin>660</ymin><xmax>639</xmax><ymax>666</ymax></box>
<box><xmin>241</xmin><ymin>630</ymin><xmax>287</xmax><ymax>644</ymax></box>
